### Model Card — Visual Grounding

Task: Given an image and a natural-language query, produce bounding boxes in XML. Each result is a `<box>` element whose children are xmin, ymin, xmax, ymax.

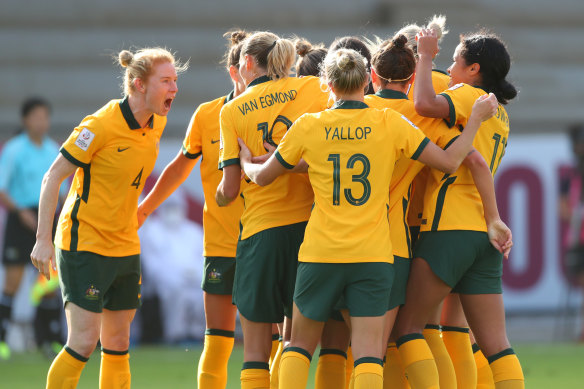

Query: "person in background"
<box><xmin>559</xmin><ymin>123</ymin><xmax>584</xmax><ymax>341</ymax></box>
<box><xmin>0</xmin><ymin>97</ymin><xmax>65</xmax><ymax>361</ymax></box>
<box><xmin>139</xmin><ymin>189</ymin><xmax>205</xmax><ymax>343</ymax></box>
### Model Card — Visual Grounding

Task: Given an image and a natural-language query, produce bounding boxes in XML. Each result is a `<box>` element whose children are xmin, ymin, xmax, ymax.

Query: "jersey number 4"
<box><xmin>327</xmin><ymin>153</ymin><xmax>371</xmax><ymax>206</ymax></box>
<box><xmin>131</xmin><ymin>167</ymin><xmax>144</xmax><ymax>189</ymax></box>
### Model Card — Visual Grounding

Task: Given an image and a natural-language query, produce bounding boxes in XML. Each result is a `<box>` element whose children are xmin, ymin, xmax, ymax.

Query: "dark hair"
<box><xmin>371</xmin><ymin>35</ymin><xmax>415</xmax><ymax>85</ymax></box>
<box><xmin>222</xmin><ymin>29</ymin><xmax>249</xmax><ymax>68</ymax></box>
<box><xmin>21</xmin><ymin>97</ymin><xmax>51</xmax><ymax>118</ymax></box>
<box><xmin>459</xmin><ymin>31</ymin><xmax>517</xmax><ymax>105</ymax></box>
<box><xmin>295</xmin><ymin>38</ymin><xmax>327</xmax><ymax>77</ymax></box>
<box><xmin>329</xmin><ymin>36</ymin><xmax>374</xmax><ymax>94</ymax></box>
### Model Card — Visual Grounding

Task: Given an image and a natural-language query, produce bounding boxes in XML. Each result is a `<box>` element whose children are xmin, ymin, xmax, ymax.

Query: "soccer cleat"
<box><xmin>0</xmin><ymin>341</ymin><xmax>11</xmax><ymax>361</ymax></box>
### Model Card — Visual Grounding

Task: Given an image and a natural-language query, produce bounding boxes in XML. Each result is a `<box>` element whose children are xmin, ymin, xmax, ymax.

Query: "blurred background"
<box><xmin>0</xmin><ymin>0</ymin><xmax>583</xmax><ymax>386</ymax></box>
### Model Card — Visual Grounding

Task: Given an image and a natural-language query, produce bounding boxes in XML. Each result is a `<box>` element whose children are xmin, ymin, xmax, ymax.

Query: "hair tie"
<box><xmin>374</xmin><ymin>67</ymin><xmax>414</xmax><ymax>83</ymax></box>
<box><xmin>266</xmin><ymin>40</ymin><xmax>277</xmax><ymax>53</ymax></box>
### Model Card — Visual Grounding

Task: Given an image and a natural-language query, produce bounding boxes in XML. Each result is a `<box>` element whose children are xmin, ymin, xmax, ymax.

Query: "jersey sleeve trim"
<box><xmin>181</xmin><ymin>144</ymin><xmax>202</xmax><ymax>160</ymax></box>
<box><xmin>218</xmin><ymin>158</ymin><xmax>240</xmax><ymax>170</ymax></box>
<box><xmin>443</xmin><ymin>135</ymin><xmax>460</xmax><ymax>150</ymax></box>
<box><xmin>274</xmin><ymin>151</ymin><xmax>295</xmax><ymax>170</ymax></box>
<box><xmin>439</xmin><ymin>92</ymin><xmax>456</xmax><ymax>128</ymax></box>
<box><xmin>60</xmin><ymin>147</ymin><xmax>89</xmax><ymax>169</ymax></box>
<box><xmin>411</xmin><ymin>137</ymin><xmax>430</xmax><ymax>160</ymax></box>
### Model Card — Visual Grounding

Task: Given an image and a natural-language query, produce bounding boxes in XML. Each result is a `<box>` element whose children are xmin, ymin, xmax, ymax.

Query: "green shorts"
<box><xmin>56</xmin><ymin>248</ymin><xmax>141</xmax><ymax>313</ymax></box>
<box><xmin>388</xmin><ymin>256</ymin><xmax>411</xmax><ymax>311</ymax></box>
<box><xmin>201</xmin><ymin>257</ymin><xmax>236</xmax><ymax>295</ymax></box>
<box><xmin>414</xmin><ymin>231</ymin><xmax>503</xmax><ymax>294</ymax></box>
<box><xmin>233</xmin><ymin>221</ymin><xmax>307</xmax><ymax>323</ymax></box>
<box><xmin>294</xmin><ymin>262</ymin><xmax>394</xmax><ymax>322</ymax></box>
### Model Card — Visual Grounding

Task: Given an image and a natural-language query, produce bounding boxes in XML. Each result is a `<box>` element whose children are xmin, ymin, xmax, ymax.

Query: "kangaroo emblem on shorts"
<box><xmin>208</xmin><ymin>269</ymin><xmax>222</xmax><ymax>283</ymax></box>
<box><xmin>85</xmin><ymin>285</ymin><xmax>100</xmax><ymax>300</ymax></box>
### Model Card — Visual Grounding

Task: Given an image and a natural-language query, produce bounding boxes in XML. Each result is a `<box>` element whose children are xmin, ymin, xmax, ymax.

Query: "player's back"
<box><xmin>219</xmin><ymin>75</ymin><xmax>329</xmax><ymax>239</ymax></box>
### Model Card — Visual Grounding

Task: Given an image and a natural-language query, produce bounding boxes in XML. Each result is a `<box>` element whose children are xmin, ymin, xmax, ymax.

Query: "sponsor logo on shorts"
<box><xmin>84</xmin><ymin>285</ymin><xmax>100</xmax><ymax>300</ymax></box>
<box><xmin>208</xmin><ymin>268</ymin><xmax>222</xmax><ymax>284</ymax></box>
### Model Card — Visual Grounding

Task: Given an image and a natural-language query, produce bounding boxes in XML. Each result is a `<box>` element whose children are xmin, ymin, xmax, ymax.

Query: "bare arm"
<box><xmin>238</xmin><ymin>138</ymin><xmax>287</xmax><ymax>186</ymax></box>
<box><xmin>413</xmin><ymin>29</ymin><xmax>451</xmax><ymax>118</ymax></box>
<box><xmin>138</xmin><ymin>150</ymin><xmax>198</xmax><ymax>227</ymax></box>
<box><xmin>464</xmin><ymin>150</ymin><xmax>513</xmax><ymax>258</ymax></box>
<box><xmin>416</xmin><ymin>93</ymin><xmax>498</xmax><ymax>174</ymax></box>
<box><xmin>251</xmin><ymin>141</ymin><xmax>308</xmax><ymax>173</ymax></box>
<box><xmin>216</xmin><ymin>164</ymin><xmax>241</xmax><ymax>206</ymax></box>
<box><xmin>30</xmin><ymin>154</ymin><xmax>78</xmax><ymax>279</ymax></box>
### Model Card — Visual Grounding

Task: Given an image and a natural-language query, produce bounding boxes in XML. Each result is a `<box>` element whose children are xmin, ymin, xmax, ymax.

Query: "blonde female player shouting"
<box><xmin>237</xmin><ymin>48</ymin><xmax>498</xmax><ymax>389</ymax></box>
<box><xmin>30</xmin><ymin>48</ymin><xmax>186</xmax><ymax>389</ymax></box>
<box><xmin>137</xmin><ymin>31</ymin><xmax>248</xmax><ymax>389</ymax></box>
<box><xmin>394</xmin><ymin>28</ymin><xmax>523</xmax><ymax>389</ymax></box>
<box><xmin>216</xmin><ymin>31</ymin><xmax>330</xmax><ymax>388</ymax></box>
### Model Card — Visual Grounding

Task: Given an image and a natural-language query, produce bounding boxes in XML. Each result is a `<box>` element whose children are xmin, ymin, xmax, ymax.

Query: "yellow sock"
<box><xmin>315</xmin><ymin>349</ymin><xmax>347</xmax><ymax>389</ymax></box>
<box><xmin>384</xmin><ymin>343</ymin><xmax>410</xmax><ymax>389</ymax></box>
<box><xmin>397</xmin><ymin>334</ymin><xmax>439</xmax><ymax>389</ymax></box>
<box><xmin>423</xmin><ymin>326</ymin><xmax>456</xmax><ymax>389</ymax></box>
<box><xmin>279</xmin><ymin>348</ymin><xmax>311</xmax><ymax>389</ymax></box>
<box><xmin>488</xmin><ymin>349</ymin><xmax>524</xmax><ymax>389</ymax></box>
<box><xmin>270</xmin><ymin>340</ymin><xmax>283</xmax><ymax>389</ymax></box>
<box><xmin>46</xmin><ymin>346</ymin><xmax>88</xmax><ymax>389</ymax></box>
<box><xmin>442</xmin><ymin>326</ymin><xmax>477</xmax><ymax>389</ymax></box>
<box><xmin>99</xmin><ymin>349</ymin><xmax>130</xmax><ymax>389</ymax></box>
<box><xmin>353</xmin><ymin>359</ymin><xmax>383</xmax><ymax>389</ymax></box>
<box><xmin>241</xmin><ymin>362</ymin><xmax>270</xmax><ymax>389</ymax></box>
<box><xmin>473</xmin><ymin>343</ymin><xmax>495</xmax><ymax>389</ymax></box>
<box><xmin>345</xmin><ymin>346</ymin><xmax>354</xmax><ymax>389</ymax></box>
<box><xmin>197</xmin><ymin>330</ymin><xmax>235</xmax><ymax>389</ymax></box>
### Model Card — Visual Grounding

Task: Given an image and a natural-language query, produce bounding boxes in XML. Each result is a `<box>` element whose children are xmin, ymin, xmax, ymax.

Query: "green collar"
<box><xmin>224</xmin><ymin>90</ymin><xmax>235</xmax><ymax>104</ymax></box>
<box><xmin>331</xmin><ymin>100</ymin><xmax>369</xmax><ymax>110</ymax></box>
<box><xmin>247</xmin><ymin>75</ymin><xmax>271</xmax><ymax>88</ymax></box>
<box><xmin>473</xmin><ymin>85</ymin><xmax>489</xmax><ymax>93</ymax></box>
<box><xmin>375</xmin><ymin>89</ymin><xmax>409</xmax><ymax>100</ymax></box>
<box><xmin>119</xmin><ymin>96</ymin><xmax>153</xmax><ymax>130</ymax></box>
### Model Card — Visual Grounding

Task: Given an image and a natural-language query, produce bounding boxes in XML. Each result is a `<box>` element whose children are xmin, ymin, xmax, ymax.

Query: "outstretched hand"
<box><xmin>487</xmin><ymin>218</ymin><xmax>513</xmax><ymax>260</ymax></box>
<box><xmin>416</xmin><ymin>28</ymin><xmax>439</xmax><ymax>58</ymax></box>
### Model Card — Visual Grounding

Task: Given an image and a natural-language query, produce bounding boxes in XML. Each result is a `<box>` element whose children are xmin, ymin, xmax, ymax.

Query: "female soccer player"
<box><xmin>367</xmin><ymin>33</ymin><xmax>510</xmax><ymax>389</ymax></box>
<box><xmin>215</xmin><ymin>31</ymin><xmax>330</xmax><ymax>388</ymax></box>
<box><xmin>237</xmin><ymin>48</ymin><xmax>498</xmax><ymax>389</ymax></box>
<box><xmin>30</xmin><ymin>47</ymin><xmax>186</xmax><ymax>388</ymax></box>
<box><xmin>137</xmin><ymin>30</ymin><xmax>248</xmax><ymax>389</ymax></box>
<box><xmin>329</xmin><ymin>36</ymin><xmax>375</xmax><ymax>95</ymax></box>
<box><xmin>294</xmin><ymin>38</ymin><xmax>327</xmax><ymax>77</ymax></box>
<box><xmin>394</xmin><ymin>29</ymin><xmax>523</xmax><ymax>389</ymax></box>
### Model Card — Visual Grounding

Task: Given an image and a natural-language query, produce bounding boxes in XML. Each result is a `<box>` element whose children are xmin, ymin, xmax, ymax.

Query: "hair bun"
<box><xmin>229</xmin><ymin>30</ymin><xmax>248</xmax><ymax>46</ymax></box>
<box><xmin>426</xmin><ymin>14</ymin><xmax>448</xmax><ymax>40</ymax></box>
<box><xmin>336</xmin><ymin>52</ymin><xmax>354</xmax><ymax>70</ymax></box>
<box><xmin>295</xmin><ymin>39</ymin><xmax>312</xmax><ymax>57</ymax></box>
<box><xmin>391</xmin><ymin>34</ymin><xmax>408</xmax><ymax>50</ymax></box>
<box><xmin>118</xmin><ymin>50</ymin><xmax>134</xmax><ymax>67</ymax></box>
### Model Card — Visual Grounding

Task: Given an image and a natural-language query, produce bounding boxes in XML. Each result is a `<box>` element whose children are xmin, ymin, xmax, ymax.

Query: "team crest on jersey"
<box><xmin>75</xmin><ymin>128</ymin><xmax>95</xmax><ymax>151</ymax></box>
<box><xmin>400</xmin><ymin>115</ymin><xmax>419</xmax><ymax>129</ymax></box>
<box><xmin>449</xmin><ymin>83</ymin><xmax>464</xmax><ymax>90</ymax></box>
<box><xmin>208</xmin><ymin>268</ymin><xmax>222</xmax><ymax>284</ymax></box>
<box><xmin>85</xmin><ymin>285</ymin><xmax>100</xmax><ymax>300</ymax></box>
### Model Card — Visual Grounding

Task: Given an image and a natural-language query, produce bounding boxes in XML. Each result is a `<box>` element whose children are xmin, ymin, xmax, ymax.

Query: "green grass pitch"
<box><xmin>1</xmin><ymin>343</ymin><xmax>583</xmax><ymax>388</ymax></box>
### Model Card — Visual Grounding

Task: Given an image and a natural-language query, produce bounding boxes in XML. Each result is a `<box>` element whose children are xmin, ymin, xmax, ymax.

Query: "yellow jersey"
<box><xmin>218</xmin><ymin>75</ymin><xmax>329</xmax><ymax>240</ymax></box>
<box><xmin>182</xmin><ymin>91</ymin><xmax>244</xmax><ymax>257</ymax></box>
<box><xmin>55</xmin><ymin>97</ymin><xmax>165</xmax><ymax>256</ymax></box>
<box><xmin>420</xmin><ymin>83</ymin><xmax>510</xmax><ymax>232</ymax></box>
<box><xmin>407</xmin><ymin>69</ymin><xmax>451</xmax><ymax>99</ymax></box>
<box><xmin>276</xmin><ymin>100</ymin><xmax>430</xmax><ymax>264</ymax></box>
<box><xmin>365</xmin><ymin>90</ymin><xmax>456</xmax><ymax>258</ymax></box>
